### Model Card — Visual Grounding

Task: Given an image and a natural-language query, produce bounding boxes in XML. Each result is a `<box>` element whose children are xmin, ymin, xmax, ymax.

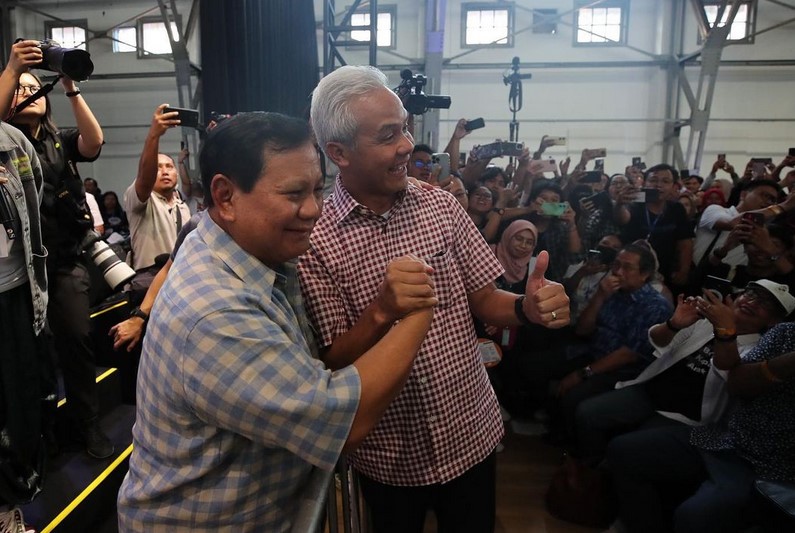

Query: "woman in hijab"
<box><xmin>491</xmin><ymin>219</ymin><xmax>539</xmax><ymax>293</ymax></box>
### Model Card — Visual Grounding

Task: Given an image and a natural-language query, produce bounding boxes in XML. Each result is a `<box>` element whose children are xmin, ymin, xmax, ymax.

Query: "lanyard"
<box><xmin>644</xmin><ymin>204</ymin><xmax>665</xmax><ymax>240</ymax></box>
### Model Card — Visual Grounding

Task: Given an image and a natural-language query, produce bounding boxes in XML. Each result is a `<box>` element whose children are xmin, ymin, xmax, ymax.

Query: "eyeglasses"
<box><xmin>742</xmin><ymin>288</ymin><xmax>780</xmax><ymax>312</ymax></box>
<box><xmin>413</xmin><ymin>160</ymin><xmax>433</xmax><ymax>169</ymax></box>
<box><xmin>471</xmin><ymin>192</ymin><xmax>492</xmax><ymax>200</ymax></box>
<box><xmin>611</xmin><ymin>260</ymin><xmax>639</xmax><ymax>272</ymax></box>
<box><xmin>15</xmin><ymin>85</ymin><xmax>42</xmax><ymax>96</ymax></box>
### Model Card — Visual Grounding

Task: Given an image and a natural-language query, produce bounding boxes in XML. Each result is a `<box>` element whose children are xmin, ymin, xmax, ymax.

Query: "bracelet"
<box><xmin>514</xmin><ymin>295</ymin><xmax>532</xmax><ymax>326</ymax></box>
<box><xmin>65</xmin><ymin>89</ymin><xmax>81</xmax><ymax>98</ymax></box>
<box><xmin>714</xmin><ymin>326</ymin><xmax>737</xmax><ymax>337</ymax></box>
<box><xmin>768</xmin><ymin>204</ymin><xmax>784</xmax><ymax>217</ymax></box>
<box><xmin>665</xmin><ymin>318</ymin><xmax>682</xmax><ymax>332</ymax></box>
<box><xmin>760</xmin><ymin>360</ymin><xmax>783</xmax><ymax>383</ymax></box>
<box><xmin>714</xmin><ymin>333</ymin><xmax>737</xmax><ymax>342</ymax></box>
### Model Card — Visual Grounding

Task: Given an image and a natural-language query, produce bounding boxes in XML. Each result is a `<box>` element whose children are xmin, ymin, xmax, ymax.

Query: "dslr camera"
<box><xmin>394</xmin><ymin>69</ymin><xmax>451</xmax><ymax>115</ymax></box>
<box><xmin>32</xmin><ymin>39</ymin><xmax>94</xmax><ymax>81</ymax></box>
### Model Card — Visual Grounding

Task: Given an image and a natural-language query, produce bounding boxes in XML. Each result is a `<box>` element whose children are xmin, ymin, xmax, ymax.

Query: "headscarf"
<box><xmin>491</xmin><ymin>220</ymin><xmax>538</xmax><ymax>284</ymax></box>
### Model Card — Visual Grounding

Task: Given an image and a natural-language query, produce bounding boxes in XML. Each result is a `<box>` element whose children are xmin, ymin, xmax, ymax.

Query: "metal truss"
<box><xmin>322</xmin><ymin>0</ymin><xmax>378</xmax><ymax>75</ymax></box>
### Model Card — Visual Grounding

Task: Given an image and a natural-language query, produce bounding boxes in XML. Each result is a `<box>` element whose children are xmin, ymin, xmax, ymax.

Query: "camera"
<box><xmin>35</xmin><ymin>39</ymin><xmax>94</xmax><ymax>81</ymax></box>
<box><xmin>394</xmin><ymin>69</ymin><xmax>451</xmax><ymax>115</ymax></box>
<box><xmin>81</xmin><ymin>230</ymin><xmax>135</xmax><ymax>290</ymax></box>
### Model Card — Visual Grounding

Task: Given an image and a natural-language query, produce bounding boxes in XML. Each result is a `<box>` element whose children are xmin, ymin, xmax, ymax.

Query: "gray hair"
<box><xmin>311</xmin><ymin>65</ymin><xmax>390</xmax><ymax>150</ymax></box>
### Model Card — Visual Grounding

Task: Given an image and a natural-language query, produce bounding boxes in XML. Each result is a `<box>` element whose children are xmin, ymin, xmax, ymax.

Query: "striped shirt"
<box><xmin>297</xmin><ymin>178</ymin><xmax>504</xmax><ymax>486</ymax></box>
<box><xmin>118</xmin><ymin>214</ymin><xmax>360</xmax><ymax>532</ymax></box>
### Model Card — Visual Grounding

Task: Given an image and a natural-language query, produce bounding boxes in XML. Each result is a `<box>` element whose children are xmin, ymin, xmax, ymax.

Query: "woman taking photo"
<box><xmin>1</xmin><ymin>40</ymin><xmax>114</xmax><ymax>461</ymax></box>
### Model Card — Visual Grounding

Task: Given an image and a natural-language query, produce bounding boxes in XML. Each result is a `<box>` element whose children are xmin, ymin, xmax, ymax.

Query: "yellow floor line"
<box><xmin>40</xmin><ymin>443</ymin><xmax>133</xmax><ymax>533</ymax></box>
<box><xmin>89</xmin><ymin>300</ymin><xmax>128</xmax><ymax>319</ymax></box>
<box><xmin>57</xmin><ymin>367</ymin><xmax>118</xmax><ymax>408</ymax></box>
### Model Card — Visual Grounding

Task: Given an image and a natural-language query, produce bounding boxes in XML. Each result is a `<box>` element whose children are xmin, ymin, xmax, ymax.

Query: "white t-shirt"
<box><xmin>85</xmin><ymin>192</ymin><xmax>103</xmax><ymax>232</ymax></box>
<box><xmin>693</xmin><ymin>204</ymin><xmax>747</xmax><ymax>267</ymax></box>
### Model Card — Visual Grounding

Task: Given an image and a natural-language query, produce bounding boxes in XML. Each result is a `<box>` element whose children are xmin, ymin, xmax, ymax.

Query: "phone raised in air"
<box><xmin>704</xmin><ymin>275</ymin><xmax>732</xmax><ymax>300</ymax></box>
<box><xmin>431</xmin><ymin>152</ymin><xmax>450</xmax><ymax>181</ymax></box>
<box><xmin>540</xmin><ymin>202</ymin><xmax>568</xmax><ymax>217</ymax></box>
<box><xmin>741</xmin><ymin>212</ymin><xmax>765</xmax><ymax>226</ymax></box>
<box><xmin>464</xmin><ymin>118</ymin><xmax>485</xmax><ymax>132</ymax></box>
<box><xmin>163</xmin><ymin>106</ymin><xmax>200</xmax><ymax>129</ymax></box>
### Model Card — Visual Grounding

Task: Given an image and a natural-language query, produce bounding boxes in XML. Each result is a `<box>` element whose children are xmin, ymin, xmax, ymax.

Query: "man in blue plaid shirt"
<box><xmin>117</xmin><ymin>112</ymin><xmax>436</xmax><ymax>532</ymax></box>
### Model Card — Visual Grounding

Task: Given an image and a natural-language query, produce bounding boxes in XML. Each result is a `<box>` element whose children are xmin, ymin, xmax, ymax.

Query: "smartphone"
<box><xmin>580</xmin><ymin>170</ymin><xmax>603</xmax><ymax>183</ymax></box>
<box><xmin>751</xmin><ymin>160</ymin><xmax>768</xmax><ymax>178</ymax></box>
<box><xmin>537</xmin><ymin>159</ymin><xmax>557</xmax><ymax>173</ymax></box>
<box><xmin>544</xmin><ymin>136</ymin><xmax>567</xmax><ymax>146</ymax></box>
<box><xmin>591</xmin><ymin>148</ymin><xmax>607</xmax><ymax>158</ymax></box>
<box><xmin>474</xmin><ymin>141</ymin><xmax>524</xmax><ymax>159</ymax></box>
<box><xmin>582</xmin><ymin>189</ymin><xmax>611</xmax><ymax>209</ymax></box>
<box><xmin>478</xmin><ymin>338</ymin><xmax>502</xmax><ymax>367</ymax></box>
<box><xmin>594</xmin><ymin>159</ymin><xmax>604</xmax><ymax>171</ymax></box>
<box><xmin>540</xmin><ymin>202</ymin><xmax>568</xmax><ymax>217</ymax></box>
<box><xmin>718</xmin><ymin>153</ymin><xmax>726</xmax><ymax>162</ymax></box>
<box><xmin>789</xmin><ymin>148</ymin><xmax>795</xmax><ymax>157</ymax></box>
<box><xmin>631</xmin><ymin>188</ymin><xmax>660</xmax><ymax>203</ymax></box>
<box><xmin>586</xmin><ymin>249</ymin><xmax>602</xmax><ymax>263</ymax></box>
<box><xmin>432</xmin><ymin>152</ymin><xmax>450</xmax><ymax>181</ymax></box>
<box><xmin>459</xmin><ymin>151</ymin><xmax>467</xmax><ymax>167</ymax></box>
<box><xmin>163</xmin><ymin>106</ymin><xmax>200</xmax><ymax>129</ymax></box>
<box><xmin>704</xmin><ymin>275</ymin><xmax>732</xmax><ymax>300</ymax></box>
<box><xmin>631</xmin><ymin>156</ymin><xmax>646</xmax><ymax>170</ymax></box>
<box><xmin>741</xmin><ymin>212</ymin><xmax>765</xmax><ymax>226</ymax></box>
<box><xmin>464</xmin><ymin>118</ymin><xmax>485</xmax><ymax>132</ymax></box>
<box><xmin>680</xmin><ymin>169</ymin><xmax>690</xmax><ymax>179</ymax></box>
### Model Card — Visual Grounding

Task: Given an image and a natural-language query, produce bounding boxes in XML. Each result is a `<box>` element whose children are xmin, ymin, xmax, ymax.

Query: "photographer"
<box><xmin>1</xmin><ymin>40</ymin><xmax>114</xmax><ymax>459</ymax></box>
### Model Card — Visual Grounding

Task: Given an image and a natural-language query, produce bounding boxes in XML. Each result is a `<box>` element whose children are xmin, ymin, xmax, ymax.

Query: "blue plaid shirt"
<box><xmin>118</xmin><ymin>215</ymin><xmax>360</xmax><ymax>532</ymax></box>
<box><xmin>591</xmin><ymin>283</ymin><xmax>673</xmax><ymax>373</ymax></box>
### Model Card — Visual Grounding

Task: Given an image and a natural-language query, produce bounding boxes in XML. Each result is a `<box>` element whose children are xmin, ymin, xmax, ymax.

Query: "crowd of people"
<box><xmin>0</xmin><ymin>46</ymin><xmax>792</xmax><ymax>533</ymax></box>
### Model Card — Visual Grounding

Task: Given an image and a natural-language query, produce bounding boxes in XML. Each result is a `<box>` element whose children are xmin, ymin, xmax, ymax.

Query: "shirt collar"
<box><xmin>196</xmin><ymin>213</ymin><xmax>278</xmax><ymax>297</ymax></box>
<box><xmin>330</xmin><ymin>174</ymin><xmax>414</xmax><ymax>226</ymax></box>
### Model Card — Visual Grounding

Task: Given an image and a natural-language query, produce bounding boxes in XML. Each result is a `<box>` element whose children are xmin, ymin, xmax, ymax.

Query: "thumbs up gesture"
<box><xmin>520</xmin><ymin>251</ymin><xmax>570</xmax><ymax>329</ymax></box>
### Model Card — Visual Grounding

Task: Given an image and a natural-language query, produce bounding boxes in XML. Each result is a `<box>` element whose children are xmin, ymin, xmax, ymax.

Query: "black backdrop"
<box><xmin>199</xmin><ymin>0</ymin><xmax>319</xmax><ymax>119</ymax></box>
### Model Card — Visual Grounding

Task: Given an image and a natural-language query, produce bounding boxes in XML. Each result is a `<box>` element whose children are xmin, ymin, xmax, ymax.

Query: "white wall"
<box><xmin>316</xmin><ymin>0</ymin><xmax>795</xmax><ymax>177</ymax></box>
<box><xmin>11</xmin><ymin>0</ymin><xmax>197</xmax><ymax>196</ymax></box>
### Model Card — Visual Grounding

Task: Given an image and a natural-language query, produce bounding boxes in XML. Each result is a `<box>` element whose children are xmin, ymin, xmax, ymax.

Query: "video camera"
<box><xmin>394</xmin><ymin>69</ymin><xmax>451</xmax><ymax>115</ymax></box>
<box><xmin>27</xmin><ymin>39</ymin><xmax>94</xmax><ymax>81</ymax></box>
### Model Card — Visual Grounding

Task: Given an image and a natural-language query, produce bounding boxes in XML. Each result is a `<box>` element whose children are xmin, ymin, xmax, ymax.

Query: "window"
<box><xmin>349</xmin><ymin>6</ymin><xmax>396</xmax><ymax>48</ymax></box>
<box><xmin>45</xmin><ymin>20</ymin><xmax>88</xmax><ymax>50</ymax></box>
<box><xmin>574</xmin><ymin>1</ymin><xmax>628</xmax><ymax>45</ymax></box>
<box><xmin>112</xmin><ymin>27</ymin><xmax>137</xmax><ymax>53</ymax></box>
<box><xmin>136</xmin><ymin>16</ymin><xmax>181</xmax><ymax>58</ymax></box>
<box><xmin>702</xmin><ymin>1</ymin><xmax>756</xmax><ymax>43</ymax></box>
<box><xmin>533</xmin><ymin>9</ymin><xmax>558</xmax><ymax>35</ymax></box>
<box><xmin>462</xmin><ymin>3</ymin><xmax>514</xmax><ymax>48</ymax></box>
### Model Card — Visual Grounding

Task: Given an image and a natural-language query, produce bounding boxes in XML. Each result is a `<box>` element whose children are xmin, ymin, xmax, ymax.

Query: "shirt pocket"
<box><xmin>425</xmin><ymin>249</ymin><xmax>460</xmax><ymax>310</ymax></box>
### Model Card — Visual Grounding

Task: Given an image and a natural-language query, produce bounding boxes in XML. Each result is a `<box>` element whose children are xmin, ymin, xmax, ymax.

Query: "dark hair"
<box><xmin>200</xmin><ymin>112</ymin><xmax>313</xmax><ymax>208</ymax></box>
<box><xmin>644</xmin><ymin>163</ymin><xmax>679</xmax><ymax>183</ymax></box>
<box><xmin>530</xmin><ymin>181</ymin><xmax>563</xmax><ymax>201</ymax></box>
<box><xmin>622</xmin><ymin>240</ymin><xmax>657</xmax><ymax>276</ymax></box>
<box><xmin>9</xmin><ymin>71</ymin><xmax>59</xmax><ymax>138</ymax></box>
<box><xmin>481</xmin><ymin>166</ymin><xmax>506</xmax><ymax>184</ymax></box>
<box><xmin>740</xmin><ymin>178</ymin><xmax>782</xmax><ymax>197</ymax></box>
<box><xmin>413</xmin><ymin>143</ymin><xmax>433</xmax><ymax>156</ymax></box>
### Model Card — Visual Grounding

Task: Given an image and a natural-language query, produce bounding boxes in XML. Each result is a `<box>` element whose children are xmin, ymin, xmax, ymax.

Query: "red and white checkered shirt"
<box><xmin>297</xmin><ymin>177</ymin><xmax>505</xmax><ymax>486</ymax></box>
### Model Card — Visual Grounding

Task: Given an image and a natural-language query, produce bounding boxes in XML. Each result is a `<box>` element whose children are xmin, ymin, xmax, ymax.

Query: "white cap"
<box><xmin>748</xmin><ymin>279</ymin><xmax>795</xmax><ymax>316</ymax></box>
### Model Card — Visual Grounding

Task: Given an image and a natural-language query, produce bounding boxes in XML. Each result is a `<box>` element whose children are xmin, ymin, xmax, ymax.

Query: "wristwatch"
<box><xmin>129</xmin><ymin>306</ymin><xmax>149</xmax><ymax>322</ymax></box>
<box><xmin>491</xmin><ymin>207</ymin><xmax>505</xmax><ymax>216</ymax></box>
<box><xmin>578</xmin><ymin>366</ymin><xmax>594</xmax><ymax>380</ymax></box>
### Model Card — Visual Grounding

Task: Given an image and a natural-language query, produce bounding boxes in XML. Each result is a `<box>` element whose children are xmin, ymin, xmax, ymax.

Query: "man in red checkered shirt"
<box><xmin>299</xmin><ymin>65</ymin><xmax>570</xmax><ymax>533</ymax></box>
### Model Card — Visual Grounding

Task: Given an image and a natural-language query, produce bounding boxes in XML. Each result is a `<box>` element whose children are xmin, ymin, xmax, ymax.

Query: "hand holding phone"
<box><xmin>464</xmin><ymin>118</ymin><xmax>485</xmax><ymax>132</ymax></box>
<box><xmin>540</xmin><ymin>201</ymin><xmax>568</xmax><ymax>217</ymax></box>
<box><xmin>163</xmin><ymin>106</ymin><xmax>200</xmax><ymax>129</ymax></box>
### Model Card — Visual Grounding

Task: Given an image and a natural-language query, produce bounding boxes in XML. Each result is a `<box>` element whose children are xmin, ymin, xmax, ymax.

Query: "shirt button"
<box><xmin>428</xmin><ymin>415</ymin><xmax>436</xmax><ymax>423</ymax></box>
<box><xmin>419</xmin><ymin>376</ymin><xmax>427</xmax><ymax>384</ymax></box>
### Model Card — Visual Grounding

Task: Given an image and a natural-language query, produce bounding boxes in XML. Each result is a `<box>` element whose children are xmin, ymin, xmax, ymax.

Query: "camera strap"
<box><xmin>8</xmin><ymin>74</ymin><xmax>62</xmax><ymax>120</ymax></box>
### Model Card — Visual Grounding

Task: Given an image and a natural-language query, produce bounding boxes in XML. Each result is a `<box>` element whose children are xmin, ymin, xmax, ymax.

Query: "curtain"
<box><xmin>200</xmin><ymin>0</ymin><xmax>319</xmax><ymax>119</ymax></box>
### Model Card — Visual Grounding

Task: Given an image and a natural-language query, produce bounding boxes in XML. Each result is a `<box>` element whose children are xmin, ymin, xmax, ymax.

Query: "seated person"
<box><xmin>576</xmin><ymin>280</ymin><xmax>793</xmax><ymax>465</ymax></box>
<box><xmin>100</xmin><ymin>191</ymin><xmax>129</xmax><ymax>236</ymax></box>
<box><xmin>563</xmin><ymin>234</ymin><xmax>622</xmax><ymax>324</ymax></box>
<box><xmin>608</xmin><ymin>319</ymin><xmax>795</xmax><ymax>533</ymax></box>
<box><xmin>556</xmin><ymin>241</ymin><xmax>673</xmax><ymax>437</ymax></box>
<box><xmin>706</xmin><ymin>222</ymin><xmax>795</xmax><ymax>292</ymax></box>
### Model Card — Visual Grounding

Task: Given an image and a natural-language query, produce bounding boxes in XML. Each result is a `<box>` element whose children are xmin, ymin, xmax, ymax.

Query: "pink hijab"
<box><xmin>491</xmin><ymin>220</ymin><xmax>539</xmax><ymax>284</ymax></box>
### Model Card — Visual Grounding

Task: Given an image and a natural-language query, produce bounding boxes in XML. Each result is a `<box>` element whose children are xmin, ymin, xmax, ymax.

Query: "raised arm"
<box><xmin>0</xmin><ymin>40</ymin><xmax>41</xmax><ymax>120</ymax></box>
<box><xmin>134</xmin><ymin>104</ymin><xmax>179</xmax><ymax>202</ymax></box>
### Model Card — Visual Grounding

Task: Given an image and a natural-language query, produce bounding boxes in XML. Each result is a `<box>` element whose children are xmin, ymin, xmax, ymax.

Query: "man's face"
<box><xmin>683</xmin><ymin>177</ymin><xmax>700</xmax><ymax>194</ymax></box>
<box><xmin>483</xmin><ymin>172</ymin><xmax>506</xmax><ymax>194</ymax></box>
<box><xmin>741</xmin><ymin>185</ymin><xmax>778</xmax><ymax>211</ymax></box>
<box><xmin>644</xmin><ymin>169</ymin><xmax>677</xmax><ymax>201</ymax></box>
<box><xmin>228</xmin><ymin>142</ymin><xmax>323</xmax><ymax>268</ymax></box>
<box><xmin>611</xmin><ymin>250</ymin><xmax>649</xmax><ymax>291</ymax></box>
<box><xmin>84</xmin><ymin>179</ymin><xmax>98</xmax><ymax>195</ymax></box>
<box><xmin>409</xmin><ymin>150</ymin><xmax>433</xmax><ymax>181</ymax></box>
<box><xmin>332</xmin><ymin>87</ymin><xmax>414</xmax><ymax>202</ymax></box>
<box><xmin>449</xmin><ymin>177</ymin><xmax>468</xmax><ymax>210</ymax></box>
<box><xmin>154</xmin><ymin>154</ymin><xmax>179</xmax><ymax>195</ymax></box>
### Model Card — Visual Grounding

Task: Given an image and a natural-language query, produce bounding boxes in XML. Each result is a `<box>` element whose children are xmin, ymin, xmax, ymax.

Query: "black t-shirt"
<box><xmin>643</xmin><ymin>339</ymin><xmax>714</xmax><ymax>421</ymax></box>
<box><xmin>621</xmin><ymin>201</ymin><xmax>694</xmax><ymax>284</ymax></box>
<box><xmin>25</xmin><ymin>127</ymin><xmax>101</xmax><ymax>268</ymax></box>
